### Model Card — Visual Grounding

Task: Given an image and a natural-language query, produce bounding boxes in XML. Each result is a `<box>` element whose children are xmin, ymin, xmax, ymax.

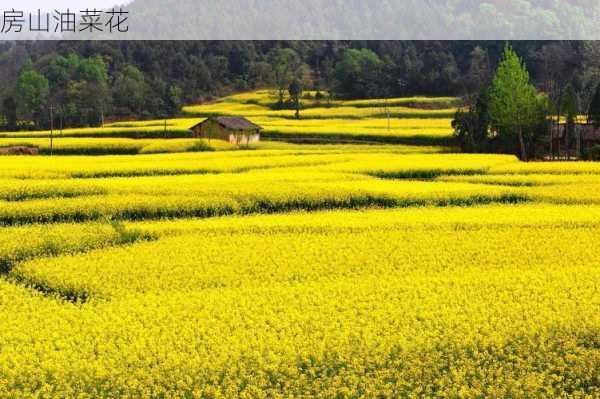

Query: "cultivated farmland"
<box><xmin>0</xmin><ymin>91</ymin><xmax>599</xmax><ymax>398</ymax></box>
<box><xmin>0</xmin><ymin>90</ymin><xmax>456</xmax><ymax>147</ymax></box>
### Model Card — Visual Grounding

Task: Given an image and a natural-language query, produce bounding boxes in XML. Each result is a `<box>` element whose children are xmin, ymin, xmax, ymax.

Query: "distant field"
<box><xmin>0</xmin><ymin>119</ymin><xmax>198</xmax><ymax>139</ymax></box>
<box><xmin>184</xmin><ymin>90</ymin><xmax>459</xmax><ymax>114</ymax></box>
<box><xmin>183</xmin><ymin>90</ymin><xmax>457</xmax><ymax>144</ymax></box>
<box><xmin>0</xmin><ymin>137</ymin><xmax>230</xmax><ymax>155</ymax></box>
<box><xmin>0</xmin><ymin>137</ymin><xmax>452</xmax><ymax>156</ymax></box>
<box><xmin>0</xmin><ymin>90</ymin><xmax>457</xmax><ymax>147</ymax></box>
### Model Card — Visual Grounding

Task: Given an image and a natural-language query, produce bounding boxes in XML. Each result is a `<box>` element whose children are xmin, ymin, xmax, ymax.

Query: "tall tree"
<box><xmin>463</xmin><ymin>46</ymin><xmax>491</xmax><ymax>96</ymax></box>
<box><xmin>268</xmin><ymin>48</ymin><xmax>301</xmax><ymax>108</ymax></box>
<box><xmin>531</xmin><ymin>42</ymin><xmax>579</xmax><ymax>157</ymax></box>
<box><xmin>2</xmin><ymin>96</ymin><xmax>17</xmax><ymax>130</ymax></box>
<box><xmin>38</xmin><ymin>53</ymin><xmax>111</xmax><ymax>127</ymax></box>
<box><xmin>488</xmin><ymin>44</ymin><xmax>539</xmax><ymax>161</ymax></box>
<box><xmin>588</xmin><ymin>83</ymin><xmax>600</xmax><ymax>127</ymax></box>
<box><xmin>166</xmin><ymin>85</ymin><xmax>183</xmax><ymax>116</ymax></box>
<box><xmin>452</xmin><ymin>90</ymin><xmax>491</xmax><ymax>153</ymax></box>
<box><xmin>288</xmin><ymin>79</ymin><xmax>303</xmax><ymax>119</ymax></box>
<box><xmin>15</xmin><ymin>62</ymin><xmax>49</xmax><ymax>128</ymax></box>
<box><xmin>113</xmin><ymin>65</ymin><xmax>147</xmax><ymax>116</ymax></box>
<box><xmin>561</xmin><ymin>83</ymin><xmax>578</xmax><ymax>156</ymax></box>
<box><xmin>332</xmin><ymin>48</ymin><xmax>382</xmax><ymax>99</ymax></box>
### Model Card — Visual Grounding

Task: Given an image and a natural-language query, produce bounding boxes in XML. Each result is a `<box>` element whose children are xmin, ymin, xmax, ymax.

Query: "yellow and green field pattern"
<box><xmin>0</xmin><ymin>148</ymin><xmax>600</xmax><ymax>397</ymax></box>
<box><xmin>0</xmin><ymin>90</ymin><xmax>457</xmax><ymax>146</ymax></box>
<box><xmin>184</xmin><ymin>90</ymin><xmax>457</xmax><ymax>144</ymax></box>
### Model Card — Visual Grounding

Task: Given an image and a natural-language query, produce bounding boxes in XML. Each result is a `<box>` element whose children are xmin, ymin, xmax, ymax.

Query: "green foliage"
<box><xmin>454</xmin><ymin>45</ymin><xmax>550</xmax><ymax>159</ymax></box>
<box><xmin>166</xmin><ymin>85</ymin><xmax>183</xmax><ymax>116</ymax></box>
<box><xmin>2</xmin><ymin>97</ymin><xmax>17</xmax><ymax>130</ymax></box>
<box><xmin>15</xmin><ymin>64</ymin><xmax>49</xmax><ymax>127</ymax></box>
<box><xmin>561</xmin><ymin>84</ymin><xmax>579</xmax><ymax>152</ymax></box>
<box><xmin>113</xmin><ymin>65</ymin><xmax>147</xmax><ymax>117</ymax></box>
<box><xmin>288</xmin><ymin>79</ymin><xmax>303</xmax><ymax>119</ymax></box>
<box><xmin>452</xmin><ymin>90</ymin><xmax>491</xmax><ymax>152</ymax></box>
<box><xmin>561</xmin><ymin>84</ymin><xmax>578</xmax><ymax>123</ymax></box>
<box><xmin>268</xmin><ymin>48</ymin><xmax>302</xmax><ymax>107</ymax></box>
<box><xmin>463</xmin><ymin>46</ymin><xmax>491</xmax><ymax>94</ymax></box>
<box><xmin>333</xmin><ymin>49</ymin><xmax>382</xmax><ymax>99</ymax></box>
<box><xmin>1</xmin><ymin>40</ymin><xmax>598</xmax><ymax>132</ymax></box>
<box><xmin>43</xmin><ymin>53</ymin><xmax>111</xmax><ymax>127</ymax></box>
<box><xmin>588</xmin><ymin>83</ymin><xmax>600</xmax><ymax>127</ymax></box>
<box><xmin>488</xmin><ymin>44</ymin><xmax>539</xmax><ymax>161</ymax></box>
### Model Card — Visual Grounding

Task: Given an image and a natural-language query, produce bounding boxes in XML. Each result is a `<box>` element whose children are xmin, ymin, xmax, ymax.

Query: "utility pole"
<box><xmin>49</xmin><ymin>104</ymin><xmax>54</xmax><ymax>156</ymax></box>
<box><xmin>384</xmin><ymin>97</ymin><xmax>390</xmax><ymax>132</ymax></box>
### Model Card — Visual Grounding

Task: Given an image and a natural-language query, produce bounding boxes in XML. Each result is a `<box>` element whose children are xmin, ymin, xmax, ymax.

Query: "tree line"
<box><xmin>1</xmin><ymin>41</ymin><xmax>600</xmax><ymax>132</ymax></box>
<box><xmin>454</xmin><ymin>43</ymin><xmax>600</xmax><ymax>161</ymax></box>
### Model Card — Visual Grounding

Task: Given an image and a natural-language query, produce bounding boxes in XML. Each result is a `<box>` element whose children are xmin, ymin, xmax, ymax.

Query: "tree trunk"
<box><xmin>550</xmin><ymin>121</ymin><xmax>554</xmax><ymax>160</ymax></box>
<box><xmin>517</xmin><ymin>126</ymin><xmax>527</xmax><ymax>161</ymax></box>
<box><xmin>565</xmin><ymin>120</ymin><xmax>571</xmax><ymax>159</ymax></box>
<box><xmin>576</xmin><ymin>125</ymin><xmax>582</xmax><ymax>159</ymax></box>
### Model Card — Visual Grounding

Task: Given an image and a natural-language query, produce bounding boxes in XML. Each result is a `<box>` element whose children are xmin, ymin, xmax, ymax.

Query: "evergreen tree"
<box><xmin>488</xmin><ymin>44</ymin><xmax>538</xmax><ymax>161</ymax></box>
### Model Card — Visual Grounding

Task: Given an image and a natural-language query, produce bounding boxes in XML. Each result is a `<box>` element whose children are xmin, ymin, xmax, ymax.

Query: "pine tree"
<box><xmin>488</xmin><ymin>44</ymin><xmax>538</xmax><ymax>161</ymax></box>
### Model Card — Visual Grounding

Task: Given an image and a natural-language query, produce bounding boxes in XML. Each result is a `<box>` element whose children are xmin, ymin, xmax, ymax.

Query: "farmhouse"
<box><xmin>551</xmin><ymin>122</ymin><xmax>600</xmax><ymax>156</ymax></box>
<box><xmin>190</xmin><ymin>116</ymin><xmax>262</xmax><ymax>145</ymax></box>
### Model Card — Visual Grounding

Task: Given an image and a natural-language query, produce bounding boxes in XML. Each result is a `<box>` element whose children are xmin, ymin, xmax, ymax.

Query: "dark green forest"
<box><xmin>1</xmin><ymin>40</ymin><xmax>599</xmax><ymax>129</ymax></box>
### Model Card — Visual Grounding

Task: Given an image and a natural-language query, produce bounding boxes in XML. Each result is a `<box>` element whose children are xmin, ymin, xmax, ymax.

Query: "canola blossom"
<box><xmin>1</xmin><ymin>92</ymin><xmax>600</xmax><ymax>397</ymax></box>
<box><xmin>1</xmin><ymin>208</ymin><xmax>600</xmax><ymax>397</ymax></box>
<box><xmin>0</xmin><ymin>91</ymin><xmax>456</xmax><ymax>145</ymax></box>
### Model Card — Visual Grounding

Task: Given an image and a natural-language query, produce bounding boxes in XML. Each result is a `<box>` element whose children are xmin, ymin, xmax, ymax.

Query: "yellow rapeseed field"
<box><xmin>0</xmin><ymin>90</ymin><xmax>456</xmax><ymax>145</ymax></box>
<box><xmin>1</xmin><ymin>91</ymin><xmax>600</xmax><ymax>397</ymax></box>
<box><xmin>2</xmin><ymin>208</ymin><xmax>600</xmax><ymax>397</ymax></box>
<box><xmin>181</xmin><ymin>90</ymin><xmax>456</xmax><ymax>144</ymax></box>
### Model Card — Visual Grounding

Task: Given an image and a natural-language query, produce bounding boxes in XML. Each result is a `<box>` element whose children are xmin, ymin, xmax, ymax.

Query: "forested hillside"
<box><xmin>1</xmin><ymin>40</ymin><xmax>599</xmax><ymax>129</ymax></box>
<box><xmin>112</xmin><ymin>0</ymin><xmax>600</xmax><ymax>39</ymax></box>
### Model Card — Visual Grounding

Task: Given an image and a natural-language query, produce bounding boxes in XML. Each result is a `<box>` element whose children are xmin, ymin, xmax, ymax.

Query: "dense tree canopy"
<box><xmin>454</xmin><ymin>45</ymin><xmax>553</xmax><ymax>160</ymax></box>
<box><xmin>15</xmin><ymin>61</ymin><xmax>49</xmax><ymax>127</ymax></box>
<box><xmin>0</xmin><ymin>40</ymin><xmax>599</xmax><ymax>129</ymax></box>
<box><xmin>332</xmin><ymin>49</ymin><xmax>383</xmax><ymax>99</ymax></box>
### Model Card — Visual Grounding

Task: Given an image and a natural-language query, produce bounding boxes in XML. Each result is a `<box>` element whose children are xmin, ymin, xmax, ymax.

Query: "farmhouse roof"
<box><xmin>190</xmin><ymin>116</ymin><xmax>262</xmax><ymax>131</ymax></box>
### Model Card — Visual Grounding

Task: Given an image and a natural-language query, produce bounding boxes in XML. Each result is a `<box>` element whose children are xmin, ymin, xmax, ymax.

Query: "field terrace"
<box><xmin>0</xmin><ymin>92</ymin><xmax>599</xmax><ymax>397</ymax></box>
